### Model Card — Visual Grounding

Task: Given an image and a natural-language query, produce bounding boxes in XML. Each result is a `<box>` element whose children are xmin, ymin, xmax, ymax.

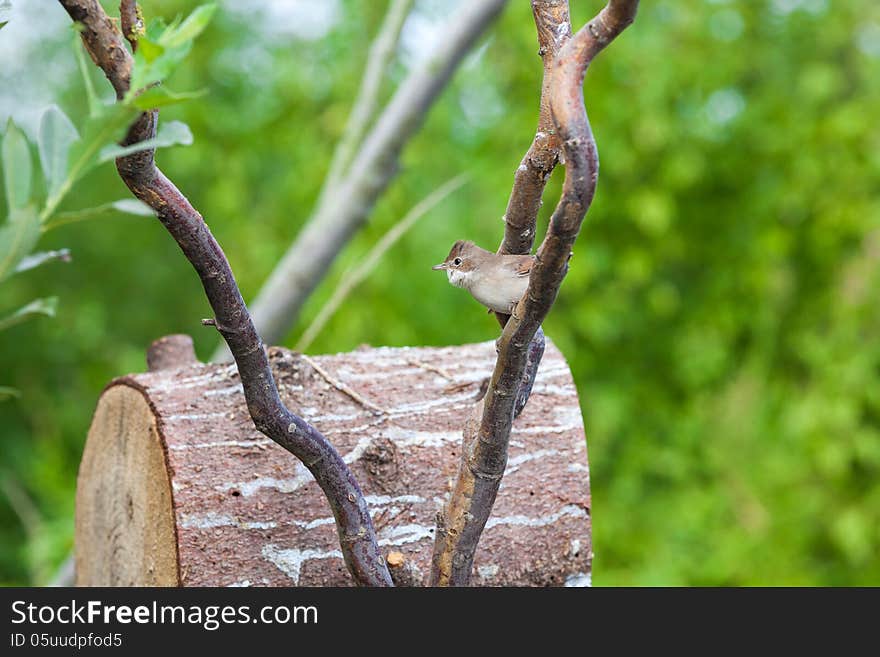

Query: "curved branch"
<box><xmin>430</xmin><ymin>0</ymin><xmax>638</xmax><ymax>587</ymax></box>
<box><xmin>60</xmin><ymin>0</ymin><xmax>131</xmax><ymax>99</ymax></box>
<box><xmin>498</xmin><ymin>0</ymin><xmax>571</xmax><ymax>257</ymax></box>
<box><xmin>58</xmin><ymin>0</ymin><xmax>392</xmax><ymax>586</ymax></box>
<box><xmin>492</xmin><ymin>2</ymin><xmax>571</xmax><ymax>385</ymax></box>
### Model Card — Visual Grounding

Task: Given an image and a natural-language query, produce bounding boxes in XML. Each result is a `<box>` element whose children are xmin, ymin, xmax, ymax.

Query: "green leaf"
<box><xmin>137</xmin><ymin>37</ymin><xmax>164</xmax><ymax>63</ymax></box>
<box><xmin>0</xmin><ymin>297</ymin><xmax>58</xmax><ymax>332</ymax></box>
<box><xmin>145</xmin><ymin>16</ymin><xmax>174</xmax><ymax>42</ymax></box>
<box><xmin>131</xmin><ymin>86</ymin><xmax>207</xmax><ymax>111</ymax></box>
<box><xmin>42</xmin><ymin>199</ymin><xmax>153</xmax><ymax>231</ymax></box>
<box><xmin>42</xmin><ymin>103</ymin><xmax>139</xmax><ymax>220</ymax></box>
<box><xmin>2</xmin><ymin>119</ymin><xmax>32</xmax><ymax>213</ymax></box>
<box><xmin>126</xmin><ymin>4</ymin><xmax>216</xmax><ymax>100</ymax></box>
<box><xmin>159</xmin><ymin>4</ymin><xmax>217</xmax><ymax>49</ymax></box>
<box><xmin>128</xmin><ymin>43</ymin><xmax>190</xmax><ymax>96</ymax></box>
<box><xmin>38</xmin><ymin>105</ymin><xmax>80</xmax><ymax>199</ymax></box>
<box><xmin>98</xmin><ymin>120</ymin><xmax>193</xmax><ymax>162</ymax></box>
<box><xmin>13</xmin><ymin>249</ymin><xmax>71</xmax><ymax>275</ymax></box>
<box><xmin>0</xmin><ymin>205</ymin><xmax>40</xmax><ymax>282</ymax></box>
<box><xmin>111</xmin><ymin>199</ymin><xmax>154</xmax><ymax>216</ymax></box>
<box><xmin>0</xmin><ymin>387</ymin><xmax>20</xmax><ymax>401</ymax></box>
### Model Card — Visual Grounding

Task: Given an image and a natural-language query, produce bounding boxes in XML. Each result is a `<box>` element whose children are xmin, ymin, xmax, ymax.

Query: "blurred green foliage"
<box><xmin>1</xmin><ymin>0</ymin><xmax>879</xmax><ymax>586</ymax></box>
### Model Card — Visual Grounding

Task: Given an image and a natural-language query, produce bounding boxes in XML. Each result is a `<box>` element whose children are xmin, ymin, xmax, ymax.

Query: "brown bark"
<box><xmin>59</xmin><ymin>0</ymin><xmax>131</xmax><ymax>100</ymax></box>
<box><xmin>76</xmin><ymin>339</ymin><xmax>591</xmax><ymax>587</ymax></box>
<box><xmin>119</xmin><ymin>0</ymin><xmax>143</xmax><ymax>52</ymax></box>
<box><xmin>498</xmin><ymin>0</ymin><xmax>571</xmax><ymax>258</ymax></box>
<box><xmin>431</xmin><ymin>0</ymin><xmax>638</xmax><ymax>586</ymax></box>
<box><xmin>58</xmin><ymin>0</ymin><xmax>391</xmax><ymax>586</ymax></box>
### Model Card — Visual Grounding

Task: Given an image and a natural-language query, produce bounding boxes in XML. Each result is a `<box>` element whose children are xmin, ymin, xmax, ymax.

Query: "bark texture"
<box><xmin>76</xmin><ymin>339</ymin><xmax>591</xmax><ymax>587</ymax></box>
<box><xmin>498</xmin><ymin>0</ymin><xmax>571</xmax><ymax>257</ymax></box>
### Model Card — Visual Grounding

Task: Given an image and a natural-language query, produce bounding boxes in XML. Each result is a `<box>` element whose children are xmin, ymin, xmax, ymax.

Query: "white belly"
<box><xmin>472</xmin><ymin>277</ymin><xmax>529</xmax><ymax>312</ymax></box>
<box><xmin>447</xmin><ymin>270</ymin><xmax>527</xmax><ymax>313</ymax></box>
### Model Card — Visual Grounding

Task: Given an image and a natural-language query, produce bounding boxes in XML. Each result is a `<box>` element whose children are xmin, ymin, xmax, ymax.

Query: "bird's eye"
<box><xmin>453</xmin><ymin>257</ymin><xmax>462</xmax><ymax>266</ymax></box>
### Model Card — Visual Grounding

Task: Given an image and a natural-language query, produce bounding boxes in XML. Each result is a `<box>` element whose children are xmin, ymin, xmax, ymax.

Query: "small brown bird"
<box><xmin>432</xmin><ymin>240</ymin><xmax>535</xmax><ymax>314</ymax></box>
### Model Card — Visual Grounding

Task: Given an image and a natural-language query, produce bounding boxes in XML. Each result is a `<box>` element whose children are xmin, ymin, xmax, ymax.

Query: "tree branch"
<box><xmin>492</xmin><ymin>2</ymin><xmax>571</xmax><ymax>380</ymax></box>
<box><xmin>430</xmin><ymin>0</ymin><xmax>638</xmax><ymax>587</ymax></box>
<box><xmin>491</xmin><ymin>0</ymin><xmax>628</xmax><ymax>310</ymax></box>
<box><xmin>228</xmin><ymin>0</ymin><xmax>508</xmax><ymax>355</ymax></box>
<box><xmin>61</xmin><ymin>0</ymin><xmax>132</xmax><ymax>100</ymax></box>
<box><xmin>119</xmin><ymin>0</ymin><xmax>143</xmax><ymax>53</ymax></box>
<box><xmin>316</xmin><ymin>0</ymin><xmax>413</xmax><ymax>208</ymax></box>
<box><xmin>498</xmin><ymin>0</ymin><xmax>571</xmax><ymax>257</ymax></box>
<box><xmin>58</xmin><ymin>0</ymin><xmax>392</xmax><ymax>586</ymax></box>
<box><xmin>514</xmin><ymin>326</ymin><xmax>545</xmax><ymax>418</ymax></box>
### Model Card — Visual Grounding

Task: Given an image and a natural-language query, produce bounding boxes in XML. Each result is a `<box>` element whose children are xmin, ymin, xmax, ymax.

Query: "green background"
<box><xmin>2</xmin><ymin>0</ymin><xmax>879</xmax><ymax>585</ymax></box>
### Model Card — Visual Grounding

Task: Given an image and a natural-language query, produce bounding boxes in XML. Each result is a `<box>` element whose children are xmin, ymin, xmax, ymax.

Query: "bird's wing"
<box><xmin>504</xmin><ymin>254</ymin><xmax>535</xmax><ymax>277</ymax></box>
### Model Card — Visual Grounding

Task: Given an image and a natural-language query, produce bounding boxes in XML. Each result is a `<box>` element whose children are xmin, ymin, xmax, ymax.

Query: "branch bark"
<box><xmin>59</xmin><ymin>0</ymin><xmax>392</xmax><ymax>586</ymax></box>
<box><xmin>498</xmin><ymin>0</ymin><xmax>571</xmax><ymax>258</ymax></box>
<box><xmin>119</xmin><ymin>0</ymin><xmax>143</xmax><ymax>52</ymax></box>
<box><xmin>489</xmin><ymin>0</ymin><xmax>573</xmax><ymax>433</ymax></box>
<box><xmin>229</xmin><ymin>0</ymin><xmax>508</xmax><ymax>355</ymax></box>
<box><xmin>430</xmin><ymin>0</ymin><xmax>638</xmax><ymax>587</ymax></box>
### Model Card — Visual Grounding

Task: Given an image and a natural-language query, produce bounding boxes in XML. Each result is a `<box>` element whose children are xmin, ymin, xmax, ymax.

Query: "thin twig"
<box><xmin>317</xmin><ymin>0</ymin><xmax>413</xmax><ymax>206</ymax></box>
<box><xmin>299</xmin><ymin>354</ymin><xmax>389</xmax><ymax>416</ymax></box>
<box><xmin>119</xmin><ymin>0</ymin><xmax>143</xmax><ymax>52</ymax></box>
<box><xmin>296</xmin><ymin>174</ymin><xmax>467</xmax><ymax>352</ymax></box>
<box><xmin>407</xmin><ymin>359</ymin><xmax>453</xmax><ymax>381</ymax></box>
<box><xmin>58</xmin><ymin>0</ymin><xmax>393</xmax><ymax>586</ymax></box>
<box><xmin>430</xmin><ymin>0</ymin><xmax>639</xmax><ymax>587</ymax></box>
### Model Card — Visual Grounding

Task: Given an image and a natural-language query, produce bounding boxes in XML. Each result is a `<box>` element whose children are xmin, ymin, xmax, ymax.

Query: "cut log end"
<box><xmin>75</xmin><ymin>385</ymin><xmax>179</xmax><ymax>586</ymax></box>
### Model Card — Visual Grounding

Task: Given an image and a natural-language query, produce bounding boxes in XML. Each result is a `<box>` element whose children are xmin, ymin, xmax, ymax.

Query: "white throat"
<box><xmin>447</xmin><ymin>269</ymin><xmax>471</xmax><ymax>289</ymax></box>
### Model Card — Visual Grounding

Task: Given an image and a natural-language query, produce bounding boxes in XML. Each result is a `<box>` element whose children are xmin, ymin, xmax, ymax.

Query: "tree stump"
<box><xmin>75</xmin><ymin>336</ymin><xmax>592</xmax><ymax>587</ymax></box>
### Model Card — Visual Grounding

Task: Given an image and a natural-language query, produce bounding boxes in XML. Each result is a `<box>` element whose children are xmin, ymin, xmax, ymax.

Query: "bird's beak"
<box><xmin>431</xmin><ymin>263</ymin><xmax>447</xmax><ymax>271</ymax></box>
